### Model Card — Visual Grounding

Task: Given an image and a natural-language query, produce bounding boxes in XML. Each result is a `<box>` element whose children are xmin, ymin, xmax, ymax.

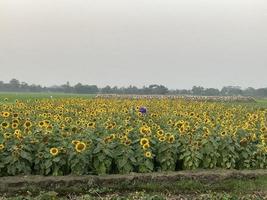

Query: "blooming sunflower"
<box><xmin>1</xmin><ymin>122</ymin><xmax>9</xmax><ymax>129</ymax></box>
<box><xmin>157</xmin><ymin>130</ymin><xmax>164</xmax><ymax>137</ymax></box>
<box><xmin>159</xmin><ymin>136</ymin><xmax>166</xmax><ymax>142</ymax></box>
<box><xmin>168</xmin><ymin>135</ymin><xmax>175</xmax><ymax>143</ymax></box>
<box><xmin>144</xmin><ymin>151</ymin><xmax>152</xmax><ymax>158</ymax></box>
<box><xmin>87</xmin><ymin>122</ymin><xmax>95</xmax><ymax>128</ymax></box>
<box><xmin>2</xmin><ymin>112</ymin><xmax>10</xmax><ymax>118</ymax></box>
<box><xmin>4</xmin><ymin>132</ymin><xmax>12</xmax><ymax>139</ymax></box>
<box><xmin>11</xmin><ymin>123</ymin><xmax>19</xmax><ymax>129</ymax></box>
<box><xmin>24</xmin><ymin>121</ymin><xmax>32</xmax><ymax>128</ymax></box>
<box><xmin>75</xmin><ymin>142</ymin><xmax>86</xmax><ymax>153</ymax></box>
<box><xmin>72</xmin><ymin>140</ymin><xmax>80</xmax><ymax>145</ymax></box>
<box><xmin>13</xmin><ymin>113</ymin><xmax>19</xmax><ymax>118</ymax></box>
<box><xmin>0</xmin><ymin>144</ymin><xmax>4</xmax><ymax>151</ymax></box>
<box><xmin>142</xmin><ymin>143</ymin><xmax>150</xmax><ymax>149</ymax></box>
<box><xmin>140</xmin><ymin>138</ymin><xmax>149</xmax><ymax>146</ymax></box>
<box><xmin>50</xmin><ymin>147</ymin><xmax>59</xmax><ymax>156</ymax></box>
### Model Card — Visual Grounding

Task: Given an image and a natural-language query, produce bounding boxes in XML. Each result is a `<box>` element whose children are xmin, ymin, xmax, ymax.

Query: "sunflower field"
<box><xmin>0</xmin><ymin>97</ymin><xmax>267</xmax><ymax>176</ymax></box>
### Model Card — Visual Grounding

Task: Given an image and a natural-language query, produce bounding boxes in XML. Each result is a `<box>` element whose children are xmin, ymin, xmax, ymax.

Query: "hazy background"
<box><xmin>0</xmin><ymin>0</ymin><xmax>266</xmax><ymax>89</ymax></box>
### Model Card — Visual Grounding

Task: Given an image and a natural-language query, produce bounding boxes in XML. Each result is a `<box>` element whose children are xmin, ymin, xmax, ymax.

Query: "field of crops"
<box><xmin>0</xmin><ymin>94</ymin><xmax>267</xmax><ymax>176</ymax></box>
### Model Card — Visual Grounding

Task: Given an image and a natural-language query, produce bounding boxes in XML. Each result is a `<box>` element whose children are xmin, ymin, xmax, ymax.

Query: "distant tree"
<box><xmin>255</xmin><ymin>88</ymin><xmax>267</xmax><ymax>97</ymax></box>
<box><xmin>62</xmin><ymin>81</ymin><xmax>72</xmax><ymax>93</ymax></box>
<box><xmin>74</xmin><ymin>83</ymin><xmax>99</xmax><ymax>94</ymax></box>
<box><xmin>243</xmin><ymin>87</ymin><xmax>256</xmax><ymax>96</ymax></box>
<box><xmin>204</xmin><ymin>88</ymin><xmax>220</xmax><ymax>96</ymax></box>
<box><xmin>221</xmin><ymin>86</ymin><xmax>243</xmax><ymax>96</ymax></box>
<box><xmin>192</xmin><ymin>86</ymin><xmax>204</xmax><ymax>96</ymax></box>
<box><xmin>9</xmin><ymin>78</ymin><xmax>20</xmax><ymax>91</ymax></box>
<box><xmin>101</xmin><ymin>86</ymin><xmax>112</xmax><ymax>94</ymax></box>
<box><xmin>0</xmin><ymin>78</ymin><xmax>267</xmax><ymax>97</ymax></box>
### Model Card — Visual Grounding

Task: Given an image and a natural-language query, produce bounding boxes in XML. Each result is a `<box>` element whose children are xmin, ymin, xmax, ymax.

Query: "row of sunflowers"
<box><xmin>0</xmin><ymin>97</ymin><xmax>266</xmax><ymax>176</ymax></box>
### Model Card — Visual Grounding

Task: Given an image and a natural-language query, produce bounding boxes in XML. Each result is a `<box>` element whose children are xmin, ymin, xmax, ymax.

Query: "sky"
<box><xmin>0</xmin><ymin>0</ymin><xmax>267</xmax><ymax>89</ymax></box>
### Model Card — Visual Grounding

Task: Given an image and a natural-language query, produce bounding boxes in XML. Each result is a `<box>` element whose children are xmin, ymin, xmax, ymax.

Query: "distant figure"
<box><xmin>50</xmin><ymin>96</ymin><xmax>53</xmax><ymax>99</ymax></box>
<box><xmin>139</xmin><ymin>107</ymin><xmax>147</xmax><ymax>114</ymax></box>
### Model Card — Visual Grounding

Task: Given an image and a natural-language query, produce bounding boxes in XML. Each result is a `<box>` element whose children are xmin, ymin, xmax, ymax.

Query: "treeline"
<box><xmin>1</xmin><ymin>79</ymin><xmax>267</xmax><ymax>97</ymax></box>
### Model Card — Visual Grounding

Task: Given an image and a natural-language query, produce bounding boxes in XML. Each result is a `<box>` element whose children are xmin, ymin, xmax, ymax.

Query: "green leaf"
<box><xmin>20</xmin><ymin>151</ymin><xmax>32</xmax><ymax>162</ymax></box>
<box><xmin>144</xmin><ymin>160</ymin><xmax>154</xmax><ymax>171</ymax></box>
<box><xmin>242</xmin><ymin>151</ymin><xmax>248</xmax><ymax>159</ymax></box>
<box><xmin>53</xmin><ymin>157</ymin><xmax>61</xmax><ymax>162</ymax></box>
<box><xmin>226</xmin><ymin>162</ymin><xmax>231</xmax><ymax>168</ymax></box>
<box><xmin>118</xmin><ymin>158</ymin><xmax>128</xmax><ymax>168</ymax></box>
<box><xmin>93</xmin><ymin>145</ymin><xmax>102</xmax><ymax>154</ymax></box>
<box><xmin>44</xmin><ymin>160</ymin><xmax>52</xmax><ymax>169</ymax></box>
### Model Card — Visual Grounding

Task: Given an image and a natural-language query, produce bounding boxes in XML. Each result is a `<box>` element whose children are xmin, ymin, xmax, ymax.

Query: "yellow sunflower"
<box><xmin>11</xmin><ymin>123</ymin><xmax>19</xmax><ymax>129</ymax></box>
<box><xmin>87</xmin><ymin>122</ymin><xmax>95</xmax><ymax>128</ymax></box>
<box><xmin>1</xmin><ymin>121</ymin><xmax>9</xmax><ymax>129</ymax></box>
<box><xmin>4</xmin><ymin>132</ymin><xmax>12</xmax><ymax>139</ymax></box>
<box><xmin>24</xmin><ymin>121</ymin><xmax>32</xmax><ymax>128</ymax></box>
<box><xmin>142</xmin><ymin>143</ymin><xmax>150</xmax><ymax>149</ymax></box>
<box><xmin>159</xmin><ymin>136</ymin><xmax>166</xmax><ymax>142</ymax></box>
<box><xmin>144</xmin><ymin>151</ymin><xmax>152</xmax><ymax>158</ymax></box>
<box><xmin>140</xmin><ymin>138</ymin><xmax>149</xmax><ymax>146</ymax></box>
<box><xmin>2</xmin><ymin>112</ymin><xmax>10</xmax><ymax>118</ymax></box>
<box><xmin>75</xmin><ymin>142</ymin><xmax>86</xmax><ymax>153</ymax></box>
<box><xmin>168</xmin><ymin>135</ymin><xmax>175</xmax><ymax>143</ymax></box>
<box><xmin>72</xmin><ymin>140</ymin><xmax>80</xmax><ymax>145</ymax></box>
<box><xmin>0</xmin><ymin>144</ymin><xmax>5</xmax><ymax>151</ymax></box>
<box><xmin>50</xmin><ymin>147</ymin><xmax>59</xmax><ymax>156</ymax></box>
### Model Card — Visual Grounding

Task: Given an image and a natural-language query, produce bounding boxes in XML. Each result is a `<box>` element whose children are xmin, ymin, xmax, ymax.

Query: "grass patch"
<box><xmin>0</xmin><ymin>175</ymin><xmax>267</xmax><ymax>199</ymax></box>
<box><xmin>111</xmin><ymin>176</ymin><xmax>267</xmax><ymax>194</ymax></box>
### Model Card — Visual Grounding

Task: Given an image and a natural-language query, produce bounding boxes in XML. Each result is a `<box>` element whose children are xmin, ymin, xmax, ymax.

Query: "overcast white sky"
<box><xmin>0</xmin><ymin>0</ymin><xmax>266</xmax><ymax>89</ymax></box>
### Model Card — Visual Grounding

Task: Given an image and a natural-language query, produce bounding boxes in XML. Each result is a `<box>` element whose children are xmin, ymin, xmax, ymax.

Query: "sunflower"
<box><xmin>46</xmin><ymin>125</ymin><xmax>53</xmax><ymax>131</ymax></box>
<box><xmin>15</xmin><ymin>131</ymin><xmax>23</xmax><ymax>140</ymax></box>
<box><xmin>75</xmin><ymin>142</ymin><xmax>86</xmax><ymax>153</ymax></box>
<box><xmin>157</xmin><ymin>130</ymin><xmax>164</xmax><ymax>137</ymax></box>
<box><xmin>142</xmin><ymin>143</ymin><xmax>150</xmax><ymax>149</ymax></box>
<box><xmin>139</xmin><ymin>126</ymin><xmax>151</xmax><ymax>136</ymax></box>
<box><xmin>13</xmin><ymin>113</ymin><xmax>19</xmax><ymax>118</ymax></box>
<box><xmin>179</xmin><ymin>126</ymin><xmax>185</xmax><ymax>134</ymax></box>
<box><xmin>87</xmin><ymin>122</ymin><xmax>95</xmax><ymax>128</ymax></box>
<box><xmin>203</xmin><ymin>127</ymin><xmax>210</xmax><ymax>134</ymax></box>
<box><xmin>260</xmin><ymin>126</ymin><xmax>267</xmax><ymax>133</ymax></box>
<box><xmin>220</xmin><ymin>131</ymin><xmax>227</xmax><ymax>137</ymax></box>
<box><xmin>106</xmin><ymin>124</ymin><xmax>114</xmax><ymax>130</ymax></box>
<box><xmin>4</xmin><ymin>132</ymin><xmax>12</xmax><ymax>139</ymax></box>
<box><xmin>168</xmin><ymin>135</ymin><xmax>175</xmax><ymax>143</ymax></box>
<box><xmin>159</xmin><ymin>136</ymin><xmax>166</xmax><ymax>142</ymax></box>
<box><xmin>0</xmin><ymin>144</ymin><xmax>4</xmax><ymax>151</ymax></box>
<box><xmin>110</xmin><ymin>134</ymin><xmax>116</xmax><ymax>140</ymax></box>
<box><xmin>2</xmin><ymin>112</ymin><xmax>10</xmax><ymax>118</ymax></box>
<box><xmin>24</xmin><ymin>121</ymin><xmax>32</xmax><ymax>128</ymax></box>
<box><xmin>11</xmin><ymin>123</ymin><xmax>19</xmax><ymax>129</ymax></box>
<box><xmin>140</xmin><ymin>138</ymin><xmax>149</xmax><ymax>146</ymax></box>
<box><xmin>44</xmin><ymin>120</ymin><xmax>50</xmax><ymax>126</ymax></box>
<box><xmin>251</xmin><ymin>133</ymin><xmax>257</xmax><ymax>141</ymax></box>
<box><xmin>167</xmin><ymin>120</ymin><xmax>173</xmax><ymax>125</ymax></box>
<box><xmin>144</xmin><ymin>151</ymin><xmax>152</xmax><ymax>158</ymax></box>
<box><xmin>12</xmin><ymin>119</ymin><xmax>19</xmax><ymax>124</ymax></box>
<box><xmin>50</xmin><ymin>147</ymin><xmax>59</xmax><ymax>156</ymax></box>
<box><xmin>71</xmin><ymin>140</ymin><xmax>80</xmax><ymax>145</ymax></box>
<box><xmin>1</xmin><ymin>121</ymin><xmax>9</xmax><ymax>129</ymax></box>
<box><xmin>124</xmin><ymin>139</ymin><xmax>132</xmax><ymax>145</ymax></box>
<box><xmin>14</xmin><ymin>129</ymin><xmax>21</xmax><ymax>135</ymax></box>
<box><xmin>38</xmin><ymin>121</ymin><xmax>45</xmax><ymax>128</ymax></box>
